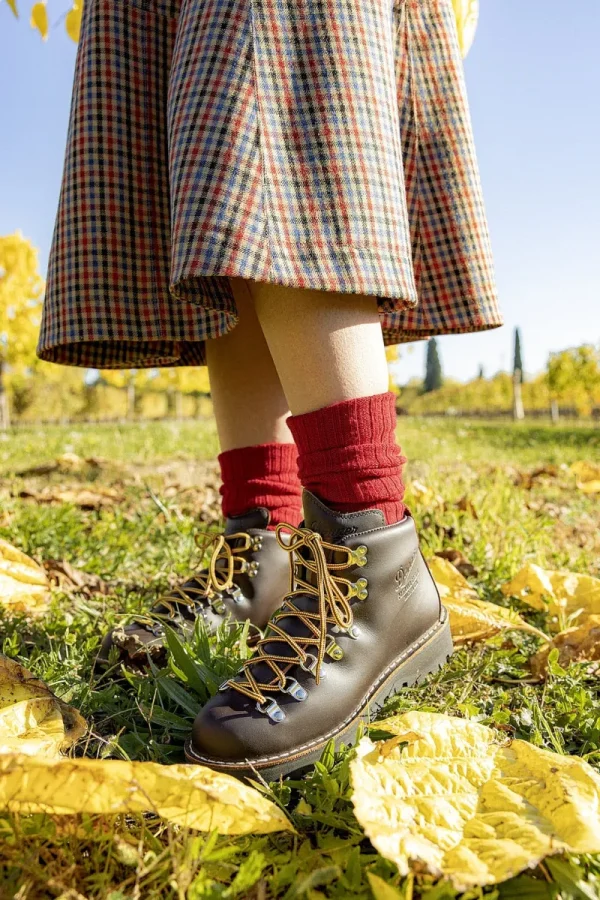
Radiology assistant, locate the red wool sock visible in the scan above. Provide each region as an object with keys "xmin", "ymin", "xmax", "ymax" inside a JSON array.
[
  {"xmin": 218, "ymin": 443, "xmax": 303, "ymax": 529},
  {"xmin": 287, "ymin": 392, "xmax": 406, "ymax": 526}
]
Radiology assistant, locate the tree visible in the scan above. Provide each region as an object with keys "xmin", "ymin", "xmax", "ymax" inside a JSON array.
[
  {"xmin": 477, "ymin": 364, "xmax": 485, "ymax": 380},
  {"xmin": 0, "ymin": 232, "xmax": 45, "ymax": 428},
  {"xmin": 423, "ymin": 338, "xmax": 443, "ymax": 393},
  {"xmin": 547, "ymin": 345, "xmax": 600, "ymax": 417},
  {"xmin": 3, "ymin": 0, "xmax": 82, "ymax": 42},
  {"xmin": 513, "ymin": 328, "xmax": 524, "ymax": 383}
]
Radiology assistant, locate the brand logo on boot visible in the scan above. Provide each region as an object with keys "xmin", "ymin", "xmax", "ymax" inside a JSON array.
[{"xmin": 395, "ymin": 550, "xmax": 419, "ymax": 605}]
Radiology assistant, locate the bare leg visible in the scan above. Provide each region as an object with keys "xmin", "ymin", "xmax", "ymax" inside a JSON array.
[
  {"xmin": 247, "ymin": 281, "xmax": 389, "ymax": 414},
  {"xmin": 206, "ymin": 276, "xmax": 294, "ymax": 450}
]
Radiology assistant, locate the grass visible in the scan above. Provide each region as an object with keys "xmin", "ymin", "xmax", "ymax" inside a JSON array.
[{"xmin": 1, "ymin": 417, "xmax": 600, "ymax": 899}]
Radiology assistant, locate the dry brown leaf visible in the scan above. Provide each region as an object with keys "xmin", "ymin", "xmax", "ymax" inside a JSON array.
[
  {"xmin": 16, "ymin": 453, "xmax": 125, "ymax": 478},
  {"xmin": 512, "ymin": 465, "xmax": 559, "ymax": 490},
  {"xmin": 351, "ymin": 711, "xmax": 600, "ymax": 889},
  {"xmin": 429, "ymin": 557, "xmax": 547, "ymax": 644},
  {"xmin": 18, "ymin": 486, "xmax": 124, "ymax": 510},
  {"xmin": 0, "ymin": 538, "xmax": 51, "ymax": 616},
  {"xmin": 455, "ymin": 495, "xmax": 478, "ymax": 519},
  {"xmin": 0, "ymin": 656, "xmax": 86, "ymax": 756},
  {"xmin": 502, "ymin": 564, "xmax": 600, "ymax": 625},
  {"xmin": 435, "ymin": 549, "xmax": 478, "ymax": 578},
  {"xmin": 44, "ymin": 559, "xmax": 109, "ymax": 596},
  {"xmin": 570, "ymin": 461, "xmax": 600, "ymax": 494},
  {"xmin": 530, "ymin": 615, "xmax": 600, "ymax": 678},
  {"xmin": 0, "ymin": 753, "xmax": 293, "ymax": 835}
]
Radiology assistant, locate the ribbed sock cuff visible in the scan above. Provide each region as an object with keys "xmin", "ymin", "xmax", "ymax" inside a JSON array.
[
  {"xmin": 287, "ymin": 392, "xmax": 406, "ymax": 525},
  {"xmin": 218, "ymin": 443, "xmax": 302, "ymax": 529}
]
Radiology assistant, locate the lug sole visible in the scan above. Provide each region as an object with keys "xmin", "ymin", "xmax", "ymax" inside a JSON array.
[{"xmin": 185, "ymin": 609, "xmax": 453, "ymax": 780}]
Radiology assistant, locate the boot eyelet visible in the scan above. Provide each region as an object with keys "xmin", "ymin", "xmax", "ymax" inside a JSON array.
[
  {"xmin": 350, "ymin": 577, "xmax": 368, "ymax": 600},
  {"xmin": 282, "ymin": 678, "xmax": 308, "ymax": 701},
  {"xmin": 229, "ymin": 586, "xmax": 244, "ymax": 604},
  {"xmin": 350, "ymin": 545, "xmax": 368, "ymax": 567},
  {"xmin": 247, "ymin": 561, "xmax": 260, "ymax": 578},
  {"xmin": 300, "ymin": 653, "xmax": 326, "ymax": 679},
  {"xmin": 211, "ymin": 598, "xmax": 226, "ymax": 615},
  {"xmin": 219, "ymin": 680, "xmax": 230, "ymax": 691},
  {"xmin": 348, "ymin": 624, "xmax": 360, "ymax": 639},
  {"xmin": 251, "ymin": 537, "xmax": 263, "ymax": 551},
  {"xmin": 256, "ymin": 698, "xmax": 286, "ymax": 722},
  {"xmin": 326, "ymin": 638, "xmax": 344, "ymax": 661}
]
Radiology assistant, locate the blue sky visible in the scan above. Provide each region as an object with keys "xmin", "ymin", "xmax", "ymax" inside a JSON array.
[{"xmin": 1, "ymin": 0, "xmax": 598, "ymax": 383}]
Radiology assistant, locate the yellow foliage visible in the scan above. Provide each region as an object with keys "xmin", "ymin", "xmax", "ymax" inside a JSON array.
[
  {"xmin": 0, "ymin": 538, "xmax": 50, "ymax": 616},
  {"xmin": 0, "ymin": 656, "xmax": 86, "ymax": 756},
  {"xmin": 65, "ymin": 0, "xmax": 82, "ymax": 42},
  {"xmin": 29, "ymin": 0, "xmax": 48, "ymax": 39},
  {"xmin": 429, "ymin": 556, "xmax": 547, "ymax": 644},
  {"xmin": 502, "ymin": 564, "xmax": 600, "ymax": 627},
  {"xmin": 0, "ymin": 232, "xmax": 45, "ymax": 371},
  {"xmin": 351, "ymin": 711, "xmax": 600, "ymax": 889},
  {"xmin": 6, "ymin": 0, "xmax": 18, "ymax": 16},
  {"xmin": 452, "ymin": 0, "xmax": 479, "ymax": 57}
]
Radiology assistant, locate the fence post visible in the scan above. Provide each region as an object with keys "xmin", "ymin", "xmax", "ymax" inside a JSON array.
[{"xmin": 512, "ymin": 370, "xmax": 525, "ymax": 421}]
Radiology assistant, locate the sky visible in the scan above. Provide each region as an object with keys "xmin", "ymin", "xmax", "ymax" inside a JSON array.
[{"xmin": 1, "ymin": 0, "xmax": 599, "ymax": 384}]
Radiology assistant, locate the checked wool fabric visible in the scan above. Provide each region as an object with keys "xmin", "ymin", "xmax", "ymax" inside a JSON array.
[{"xmin": 38, "ymin": 0, "xmax": 502, "ymax": 369}]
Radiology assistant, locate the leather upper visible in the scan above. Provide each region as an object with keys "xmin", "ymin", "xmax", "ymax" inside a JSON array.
[{"xmin": 191, "ymin": 491, "xmax": 442, "ymax": 762}]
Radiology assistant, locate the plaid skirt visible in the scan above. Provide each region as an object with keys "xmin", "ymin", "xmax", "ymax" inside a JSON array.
[{"xmin": 37, "ymin": 0, "xmax": 502, "ymax": 369}]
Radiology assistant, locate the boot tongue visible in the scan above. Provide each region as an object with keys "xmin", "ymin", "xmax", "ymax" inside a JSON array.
[
  {"xmin": 302, "ymin": 490, "xmax": 385, "ymax": 542},
  {"xmin": 224, "ymin": 507, "xmax": 270, "ymax": 534}
]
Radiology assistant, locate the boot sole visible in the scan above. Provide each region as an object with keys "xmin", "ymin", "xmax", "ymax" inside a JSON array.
[{"xmin": 184, "ymin": 609, "xmax": 453, "ymax": 781}]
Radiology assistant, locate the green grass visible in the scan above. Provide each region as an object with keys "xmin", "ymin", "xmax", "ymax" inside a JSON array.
[{"xmin": 1, "ymin": 418, "xmax": 599, "ymax": 898}]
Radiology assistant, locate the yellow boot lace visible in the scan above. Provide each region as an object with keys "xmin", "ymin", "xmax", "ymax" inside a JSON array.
[
  {"xmin": 139, "ymin": 531, "xmax": 260, "ymax": 625},
  {"xmin": 223, "ymin": 524, "xmax": 368, "ymax": 713}
]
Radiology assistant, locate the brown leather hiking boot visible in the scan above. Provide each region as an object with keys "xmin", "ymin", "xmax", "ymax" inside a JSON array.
[
  {"xmin": 186, "ymin": 490, "xmax": 453, "ymax": 780},
  {"xmin": 97, "ymin": 508, "xmax": 290, "ymax": 666}
]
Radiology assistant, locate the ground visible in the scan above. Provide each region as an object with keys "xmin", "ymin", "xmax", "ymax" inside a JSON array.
[{"xmin": 0, "ymin": 417, "xmax": 599, "ymax": 899}]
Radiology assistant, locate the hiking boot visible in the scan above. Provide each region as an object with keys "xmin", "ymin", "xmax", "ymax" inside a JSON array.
[
  {"xmin": 97, "ymin": 508, "xmax": 290, "ymax": 666},
  {"xmin": 185, "ymin": 490, "xmax": 453, "ymax": 780}
]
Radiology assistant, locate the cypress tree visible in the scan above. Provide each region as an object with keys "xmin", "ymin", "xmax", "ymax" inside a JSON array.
[
  {"xmin": 513, "ymin": 328, "xmax": 524, "ymax": 383},
  {"xmin": 424, "ymin": 338, "xmax": 443, "ymax": 393}
]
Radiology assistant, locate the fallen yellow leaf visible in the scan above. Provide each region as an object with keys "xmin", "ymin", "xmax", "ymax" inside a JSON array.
[
  {"xmin": 0, "ymin": 538, "xmax": 51, "ymax": 615},
  {"xmin": 406, "ymin": 481, "xmax": 444, "ymax": 508},
  {"xmin": 6, "ymin": 0, "xmax": 18, "ymax": 17},
  {"xmin": 570, "ymin": 461, "xmax": 600, "ymax": 494},
  {"xmin": 0, "ymin": 657, "xmax": 291, "ymax": 835},
  {"xmin": 429, "ymin": 557, "xmax": 547, "ymax": 644},
  {"xmin": 351, "ymin": 712, "xmax": 600, "ymax": 890},
  {"xmin": 530, "ymin": 615, "xmax": 600, "ymax": 678},
  {"xmin": 502, "ymin": 564, "xmax": 600, "ymax": 624},
  {"xmin": 30, "ymin": 0, "xmax": 48, "ymax": 39},
  {"xmin": 0, "ymin": 754, "xmax": 292, "ymax": 834},
  {"xmin": 0, "ymin": 656, "xmax": 86, "ymax": 757}
]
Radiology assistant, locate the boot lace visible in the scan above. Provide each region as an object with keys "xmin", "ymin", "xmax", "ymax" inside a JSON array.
[
  {"xmin": 224, "ymin": 524, "xmax": 368, "ymax": 712},
  {"xmin": 139, "ymin": 531, "xmax": 259, "ymax": 626}
]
